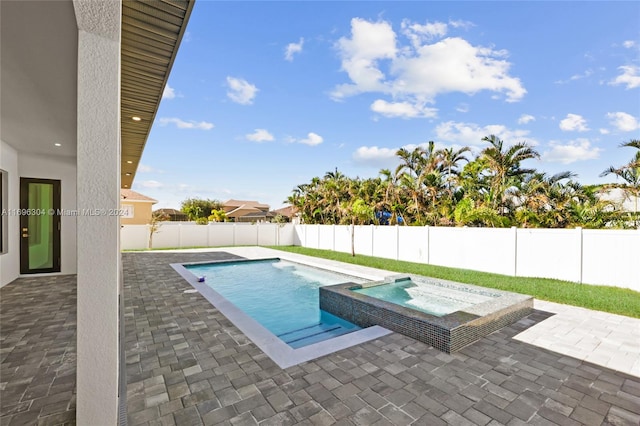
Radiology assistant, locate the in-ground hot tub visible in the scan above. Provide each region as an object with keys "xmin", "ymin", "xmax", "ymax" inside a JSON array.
[{"xmin": 320, "ymin": 275, "xmax": 533, "ymax": 353}]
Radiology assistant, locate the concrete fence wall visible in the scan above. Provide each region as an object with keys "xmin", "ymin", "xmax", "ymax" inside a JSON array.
[
  {"xmin": 121, "ymin": 223, "xmax": 639, "ymax": 291},
  {"xmin": 121, "ymin": 222, "xmax": 296, "ymax": 250},
  {"xmin": 294, "ymin": 225, "xmax": 640, "ymax": 291}
]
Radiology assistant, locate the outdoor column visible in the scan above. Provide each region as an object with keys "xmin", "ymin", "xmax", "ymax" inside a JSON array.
[{"xmin": 74, "ymin": 0, "xmax": 121, "ymax": 424}]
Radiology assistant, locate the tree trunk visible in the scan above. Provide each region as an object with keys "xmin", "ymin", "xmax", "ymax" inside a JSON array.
[{"xmin": 351, "ymin": 222, "xmax": 355, "ymax": 256}]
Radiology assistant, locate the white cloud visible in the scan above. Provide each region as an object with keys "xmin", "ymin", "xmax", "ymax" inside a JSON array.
[
  {"xmin": 435, "ymin": 121, "xmax": 536, "ymax": 146},
  {"xmin": 139, "ymin": 180, "xmax": 164, "ymax": 189},
  {"xmin": 401, "ymin": 19, "xmax": 448, "ymax": 48},
  {"xmin": 607, "ymin": 112, "xmax": 640, "ymax": 132},
  {"xmin": 332, "ymin": 18, "xmax": 397, "ymax": 100},
  {"xmin": 370, "ymin": 99, "xmax": 437, "ymax": 119},
  {"xmin": 571, "ymin": 70, "xmax": 593, "ymax": 80},
  {"xmin": 518, "ymin": 114, "xmax": 535, "ymax": 124},
  {"xmin": 391, "ymin": 38, "xmax": 525, "ymax": 103},
  {"xmin": 448, "ymin": 19, "xmax": 475, "ymax": 30},
  {"xmin": 299, "ymin": 132, "xmax": 324, "ymax": 146},
  {"xmin": 542, "ymin": 139, "xmax": 602, "ymax": 164},
  {"xmin": 456, "ymin": 103, "xmax": 469, "ymax": 113},
  {"xmin": 353, "ymin": 140, "xmax": 471, "ymax": 169},
  {"xmin": 158, "ymin": 117, "xmax": 214, "ymax": 130},
  {"xmin": 352, "ymin": 146, "xmax": 398, "ymax": 168},
  {"xmin": 555, "ymin": 69, "xmax": 593, "ymax": 84},
  {"xmin": 284, "ymin": 38, "xmax": 304, "ymax": 61},
  {"xmin": 559, "ymin": 114, "xmax": 589, "ymax": 132},
  {"xmin": 246, "ymin": 128, "xmax": 275, "ymax": 142},
  {"xmin": 226, "ymin": 76, "xmax": 258, "ymax": 105},
  {"xmin": 622, "ymin": 40, "xmax": 636, "ymax": 49},
  {"xmin": 609, "ymin": 65, "xmax": 640, "ymax": 89},
  {"xmin": 332, "ymin": 18, "xmax": 526, "ymax": 106},
  {"xmin": 162, "ymin": 84, "xmax": 176, "ymax": 100},
  {"xmin": 599, "ymin": 128, "xmax": 610, "ymax": 135}
]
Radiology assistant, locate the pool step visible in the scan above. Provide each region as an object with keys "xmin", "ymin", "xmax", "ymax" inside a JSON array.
[{"xmin": 278, "ymin": 323, "xmax": 356, "ymax": 348}]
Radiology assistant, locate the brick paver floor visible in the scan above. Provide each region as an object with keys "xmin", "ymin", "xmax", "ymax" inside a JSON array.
[
  {"xmin": 122, "ymin": 251, "xmax": 640, "ymax": 426},
  {"xmin": 1, "ymin": 250, "xmax": 638, "ymax": 426},
  {"xmin": 0, "ymin": 275, "xmax": 76, "ymax": 426}
]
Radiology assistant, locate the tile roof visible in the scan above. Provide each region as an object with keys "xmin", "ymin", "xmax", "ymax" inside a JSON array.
[
  {"xmin": 223, "ymin": 199, "xmax": 270, "ymax": 210},
  {"xmin": 120, "ymin": 189, "xmax": 157, "ymax": 203},
  {"xmin": 154, "ymin": 208, "xmax": 184, "ymax": 215},
  {"xmin": 273, "ymin": 205, "xmax": 297, "ymax": 217}
]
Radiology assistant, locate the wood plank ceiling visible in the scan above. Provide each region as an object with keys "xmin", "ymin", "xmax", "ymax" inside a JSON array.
[{"xmin": 120, "ymin": 0, "xmax": 195, "ymax": 189}]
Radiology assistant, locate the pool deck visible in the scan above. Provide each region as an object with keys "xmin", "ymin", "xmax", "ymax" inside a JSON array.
[{"xmin": 0, "ymin": 247, "xmax": 638, "ymax": 425}]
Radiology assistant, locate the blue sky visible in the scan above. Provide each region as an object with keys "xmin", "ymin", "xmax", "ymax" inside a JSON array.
[{"xmin": 134, "ymin": 1, "xmax": 640, "ymax": 210}]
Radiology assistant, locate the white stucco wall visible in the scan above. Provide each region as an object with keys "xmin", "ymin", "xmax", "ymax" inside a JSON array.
[
  {"xmin": 74, "ymin": 0, "xmax": 122, "ymax": 424},
  {"xmin": 18, "ymin": 153, "xmax": 77, "ymax": 276},
  {"xmin": 0, "ymin": 140, "xmax": 20, "ymax": 287}
]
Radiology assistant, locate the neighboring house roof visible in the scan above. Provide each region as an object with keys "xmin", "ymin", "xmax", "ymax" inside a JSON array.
[
  {"xmin": 121, "ymin": 189, "xmax": 157, "ymax": 203},
  {"xmin": 154, "ymin": 208, "xmax": 188, "ymax": 221},
  {"xmin": 223, "ymin": 199, "xmax": 270, "ymax": 211},
  {"xmin": 154, "ymin": 208, "xmax": 183, "ymax": 215},
  {"xmin": 273, "ymin": 205, "xmax": 297, "ymax": 218},
  {"xmin": 241, "ymin": 211, "xmax": 276, "ymax": 219},
  {"xmin": 223, "ymin": 199, "xmax": 272, "ymax": 221},
  {"xmin": 226, "ymin": 206, "xmax": 263, "ymax": 219}
]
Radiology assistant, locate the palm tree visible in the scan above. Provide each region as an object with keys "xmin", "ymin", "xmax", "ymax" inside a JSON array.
[
  {"xmin": 622, "ymin": 139, "xmax": 640, "ymax": 168},
  {"xmin": 480, "ymin": 135, "xmax": 540, "ymax": 216},
  {"xmin": 418, "ymin": 141, "xmax": 442, "ymax": 175},
  {"xmin": 343, "ymin": 198, "xmax": 374, "ymax": 256},
  {"xmin": 379, "ymin": 169, "xmax": 406, "ymax": 225},
  {"xmin": 600, "ymin": 140, "xmax": 640, "ymax": 227},
  {"xmin": 399, "ymin": 173, "xmax": 426, "ymax": 225},
  {"xmin": 395, "ymin": 146, "xmax": 424, "ymax": 178},
  {"xmin": 516, "ymin": 171, "xmax": 583, "ymax": 227},
  {"xmin": 440, "ymin": 146, "xmax": 471, "ymax": 188}
]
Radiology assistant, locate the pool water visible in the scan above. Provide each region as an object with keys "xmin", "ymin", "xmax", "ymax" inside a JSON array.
[
  {"xmin": 354, "ymin": 278, "xmax": 495, "ymax": 317},
  {"xmin": 186, "ymin": 259, "xmax": 367, "ymax": 348}
]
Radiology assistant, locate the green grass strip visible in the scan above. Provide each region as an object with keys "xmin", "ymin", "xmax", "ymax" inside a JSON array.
[{"xmin": 269, "ymin": 246, "xmax": 640, "ymax": 319}]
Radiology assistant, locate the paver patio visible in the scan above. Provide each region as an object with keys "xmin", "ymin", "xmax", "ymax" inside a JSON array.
[
  {"xmin": 0, "ymin": 276, "xmax": 76, "ymax": 426},
  {"xmin": 1, "ymin": 248, "xmax": 639, "ymax": 425}
]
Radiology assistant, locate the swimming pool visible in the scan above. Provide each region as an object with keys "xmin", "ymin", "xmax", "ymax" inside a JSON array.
[
  {"xmin": 172, "ymin": 253, "xmax": 531, "ymax": 362},
  {"xmin": 171, "ymin": 257, "xmax": 392, "ymax": 368},
  {"xmin": 185, "ymin": 259, "xmax": 365, "ymax": 348},
  {"xmin": 353, "ymin": 277, "xmax": 495, "ymax": 317}
]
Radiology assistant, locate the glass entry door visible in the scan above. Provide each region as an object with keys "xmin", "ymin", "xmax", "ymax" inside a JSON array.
[{"xmin": 20, "ymin": 178, "xmax": 61, "ymax": 274}]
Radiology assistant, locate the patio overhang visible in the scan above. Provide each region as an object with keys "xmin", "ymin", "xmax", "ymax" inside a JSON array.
[{"xmin": 120, "ymin": 0, "xmax": 195, "ymax": 189}]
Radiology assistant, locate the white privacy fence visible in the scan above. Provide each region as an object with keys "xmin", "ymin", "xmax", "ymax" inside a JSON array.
[
  {"xmin": 121, "ymin": 222, "xmax": 296, "ymax": 250},
  {"xmin": 121, "ymin": 222, "xmax": 639, "ymax": 291},
  {"xmin": 294, "ymin": 225, "xmax": 640, "ymax": 291}
]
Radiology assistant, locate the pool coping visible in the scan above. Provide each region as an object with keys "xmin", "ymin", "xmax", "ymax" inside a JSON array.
[{"xmin": 170, "ymin": 257, "xmax": 392, "ymax": 369}]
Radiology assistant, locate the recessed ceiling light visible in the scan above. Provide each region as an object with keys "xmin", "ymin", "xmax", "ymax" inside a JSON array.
[
  {"xmin": 126, "ymin": 160, "xmax": 133, "ymax": 164},
  {"xmin": 132, "ymin": 116, "xmax": 142, "ymax": 121},
  {"xmin": 124, "ymin": 184, "xmax": 128, "ymax": 188},
  {"xmin": 125, "ymin": 173, "xmax": 132, "ymax": 176},
  {"xmin": 54, "ymin": 143, "xmax": 61, "ymax": 147}
]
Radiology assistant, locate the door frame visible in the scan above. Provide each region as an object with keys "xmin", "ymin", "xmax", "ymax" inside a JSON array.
[{"xmin": 19, "ymin": 177, "xmax": 61, "ymax": 274}]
